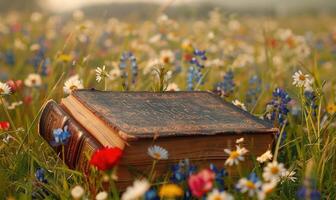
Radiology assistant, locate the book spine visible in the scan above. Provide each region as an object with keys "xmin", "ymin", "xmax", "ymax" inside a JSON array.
[{"xmin": 39, "ymin": 100, "xmax": 101, "ymax": 169}]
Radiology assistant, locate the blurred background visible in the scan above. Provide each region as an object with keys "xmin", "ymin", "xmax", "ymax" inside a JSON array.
[{"xmin": 1, "ymin": 0, "xmax": 336, "ymax": 18}]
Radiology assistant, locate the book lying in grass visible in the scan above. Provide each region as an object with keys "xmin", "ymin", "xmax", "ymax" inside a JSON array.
[{"xmin": 39, "ymin": 89, "xmax": 277, "ymax": 187}]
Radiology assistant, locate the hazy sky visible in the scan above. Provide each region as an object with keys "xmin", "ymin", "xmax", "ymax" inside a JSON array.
[
  {"xmin": 42, "ymin": 0, "xmax": 335, "ymax": 12},
  {"xmin": 43, "ymin": 0, "xmax": 189, "ymax": 12}
]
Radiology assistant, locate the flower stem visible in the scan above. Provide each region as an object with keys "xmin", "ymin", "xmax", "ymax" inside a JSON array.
[
  {"xmin": 149, "ymin": 160, "xmax": 157, "ymax": 182},
  {"xmin": 1, "ymin": 96, "xmax": 17, "ymax": 130}
]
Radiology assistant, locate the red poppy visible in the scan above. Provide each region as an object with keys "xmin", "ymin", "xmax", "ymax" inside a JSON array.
[
  {"xmin": 0, "ymin": 121, "xmax": 10, "ymax": 131},
  {"xmin": 89, "ymin": 147, "xmax": 123, "ymax": 171},
  {"xmin": 6, "ymin": 80, "xmax": 23, "ymax": 93},
  {"xmin": 188, "ymin": 169, "xmax": 215, "ymax": 197}
]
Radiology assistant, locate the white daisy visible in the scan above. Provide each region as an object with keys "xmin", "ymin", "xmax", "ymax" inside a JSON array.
[
  {"xmin": 95, "ymin": 65, "xmax": 110, "ymax": 83},
  {"xmin": 207, "ymin": 189, "xmax": 234, "ymax": 200},
  {"xmin": 109, "ymin": 68, "xmax": 121, "ymax": 81},
  {"xmin": 148, "ymin": 145, "xmax": 169, "ymax": 160},
  {"xmin": 71, "ymin": 185, "xmax": 85, "ymax": 199},
  {"xmin": 63, "ymin": 75, "xmax": 84, "ymax": 94},
  {"xmin": 121, "ymin": 179, "xmax": 150, "ymax": 200},
  {"xmin": 236, "ymin": 177, "xmax": 262, "ymax": 197},
  {"xmin": 292, "ymin": 70, "xmax": 313, "ymax": 88},
  {"xmin": 224, "ymin": 145, "xmax": 248, "ymax": 166},
  {"xmin": 232, "ymin": 100, "xmax": 247, "ymax": 111},
  {"xmin": 160, "ymin": 50, "xmax": 175, "ymax": 64},
  {"xmin": 256, "ymin": 150, "xmax": 273, "ymax": 163},
  {"xmin": 236, "ymin": 137, "xmax": 244, "ymax": 144},
  {"xmin": 95, "ymin": 191, "xmax": 108, "ymax": 200},
  {"xmin": 166, "ymin": 83, "xmax": 180, "ymax": 91},
  {"xmin": 0, "ymin": 82, "xmax": 11, "ymax": 95},
  {"xmin": 257, "ymin": 181, "xmax": 277, "ymax": 200},
  {"xmin": 281, "ymin": 170, "xmax": 297, "ymax": 183},
  {"xmin": 262, "ymin": 161, "xmax": 287, "ymax": 182},
  {"xmin": 24, "ymin": 73, "xmax": 42, "ymax": 88}
]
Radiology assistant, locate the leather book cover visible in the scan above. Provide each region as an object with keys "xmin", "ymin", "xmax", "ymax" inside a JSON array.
[
  {"xmin": 71, "ymin": 89, "xmax": 277, "ymax": 139},
  {"xmin": 39, "ymin": 100, "xmax": 102, "ymax": 169}
]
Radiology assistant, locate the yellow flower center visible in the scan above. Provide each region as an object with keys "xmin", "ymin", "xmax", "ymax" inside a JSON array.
[
  {"xmin": 163, "ymin": 56, "xmax": 170, "ymax": 64},
  {"xmin": 299, "ymin": 74, "xmax": 306, "ymax": 81},
  {"xmin": 70, "ymin": 85, "xmax": 78, "ymax": 91},
  {"xmin": 271, "ymin": 166, "xmax": 279, "ymax": 174},
  {"xmin": 0, "ymin": 88, "xmax": 4, "ymax": 94},
  {"xmin": 229, "ymin": 151, "xmax": 239, "ymax": 160},
  {"xmin": 153, "ymin": 152, "xmax": 162, "ymax": 159},
  {"xmin": 213, "ymin": 195, "xmax": 222, "ymax": 200},
  {"xmin": 245, "ymin": 181, "xmax": 256, "ymax": 189}
]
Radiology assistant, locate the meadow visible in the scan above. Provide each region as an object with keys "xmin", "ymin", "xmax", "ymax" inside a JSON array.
[{"xmin": 0, "ymin": 9, "xmax": 336, "ymax": 199}]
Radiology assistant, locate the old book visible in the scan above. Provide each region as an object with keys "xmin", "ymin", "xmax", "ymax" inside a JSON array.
[{"xmin": 39, "ymin": 89, "xmax": 277, "ymax": 187}]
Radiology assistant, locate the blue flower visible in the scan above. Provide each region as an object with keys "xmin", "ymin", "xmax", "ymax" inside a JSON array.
[
  {"xmin": 119, "ymin": 51, "xmax": 138, "ymax": 90},
  {"xmin": 35, "ymin": 168, "xmax": 47, "ymax": 183},
  {"xmin": 214, "ymin": 70, "xmax": 235, "ymax": 97},
  {"xmin": 265, "ymin": 88, "xmax": 291, "ymax": 127},
  {"xmin": 304, "ymin": 90, "xmax": 318, "ymax": 116},
  {"xmin": 187, "ymin": 48, "xmax": 206, "ymax": 90},
  {"xmin": 246, "ymin": 75, "xmax": 262, "ymax": 106},
  {"xmin": 5, "ymin": 49, "xmax": 15, "ymax": 66},
  {"xmin": 209, "ymin": 164, "xmax": 228, "ymax": 189},
  {"xmin": 297, "ymin": 186, "xmax": 321, "ymax": 200},
  {"xmin": 51, "ymin": 126, "xmax": 70, "ymax": 146},
  {"xmin": 170, "ymin": 159, "xmax": 197, "ymax": 183},
  {"xmin": 145, "ymin": 188, "xmax": 159, "ymax": 200}
]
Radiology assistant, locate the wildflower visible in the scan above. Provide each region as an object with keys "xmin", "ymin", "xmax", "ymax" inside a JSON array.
[
  {"xmin": 236, "ymin": 173, "xmax": 262, "ymax": 197},
  {"xmin": 0, "ymin": 121, "xmax": 10, "ymax": 131},
  {"xmin": 95, "ymin": 65, "xmax": 110, "ymax": 83},
  {"xmin": 170, "ymin": 159, "xmax": 197, "ymax": 183},
  {"xmin": 265, "ymin": 88, "xmax": 291, "ymax": 128},
  {"xmin": 209, "ymin": 164, "xmax": 228, "ymax": 188},
  {"xmin": 52, "ymin": 126, "xmax": 71, "ymax": 146},
  {"xmin": 246, "ymin": 75, "xmax": 261, "ymax": 105},
  {"xmin": 63, "ymin": 75, "xmax": 84, "ymax": 94},
  {"xmin": 297, "ymin": 187, "xmax": 321, "ymax": 200},
  {"xmin": 0, "ymin": 82, "xmax": 11, "ymax": 95},
  {"xmin": 119, "ymin": 52, "xmax": 138, "ymax": 89},
  {"xmin": 148, "ymin": 145, "xmax": 169, "ymax": 160},
  {"xmin": 6, "ymin": 80, "xmax": 22, "ymax": 93},
  {"xmin": 292, "ymin": 70, "xmax": 313, "ymax": 89},
  {"xmin": 214, "ymin": 70, "xmax": 235, "ymax": 97},
  {"xmin": 327, "ymin": 102, "xmax": 336, "ymax": 114},
  {"xmin": 166, "ymin": 83, "xmax": 180, "ymax": 91},
  {"xmin": 236, "ymin": 138, "xmax": 245, "ymax": 144},
  {"xmin": 281, "ymin": 170, "xmax": 297, "ymax": 183},
  {"xmin": 145, "ymin": 188, "xmax": 159, "ymax": 200},
  {"xmin": 71, "ymin": 185, "xmax": 85, "ymax": 199},
  {"xmin": 256, "ymin": 150, "xmax": 273, "ymax": 163},
  {"xmin": 232, "ymin": 100, "xmax": 247, "ymax": 111},
  {"xmin": 96, "ymin": 191, "xmax": 108, "ymax": 200},
  {"xmin": 121, "ymin": 179, "xmax": 150, "ymax": 200},
  {"xmin": 262, "ymin": 161, "xmax": 287, "ymax": 182},
  {"xmin": 24, "ymin": 73, "xmax": 42, "ymax": 88},
  {"xmin": 224, "ymin": 145, "xmax": 248, "ymax": 166},
  {"xmin": 188, "ymin": 169, "xmax": 215, "ymax": 197},
  {"xmin": 89, "ymin": 147, "xmax": 123, "ymax": 171},
  {"xmin": 187, "ymin": 48, "xmax": 207, "ymax": 90},
  {"xmin": 257, "ymin": 181, "xmax": 277, "ymax": 200},
  {"xmin": 35, "ymin": 168, "xmax": 47, "ymax": 183},
  {"xmin": 160, "ymin": 49, "xmax": 175, "ymax": 64},
  {"xmin": 304, "ymin": 89, "xmax": 318, "ymax": 116},
  {"xmin": 207, "ymin": 189, "xmax": 234, "ymax": 200},
  {"xmin": 159, "ymin": 184, "xmax": 183, "ymax": 198},
  {"xmin": 109, "ymin": 68, "xmax": 121, "ymax": 81},
  {"xmin": 57, "ymin": 54, "xmax": 72, "ymax": 62}
]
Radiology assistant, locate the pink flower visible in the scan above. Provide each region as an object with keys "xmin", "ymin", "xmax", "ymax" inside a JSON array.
[{"xmin": 188, "ymin": 169, "xmax": 215, "ymax": 197}]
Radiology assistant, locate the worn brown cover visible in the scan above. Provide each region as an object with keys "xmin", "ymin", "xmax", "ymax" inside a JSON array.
[
  {"xmin": 39, "ymin": 90, "xmax": 277, "ymax": 187},
  {"xmin": 71, "ymin": 90, "xmax": 276, "ymax": 139}
]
